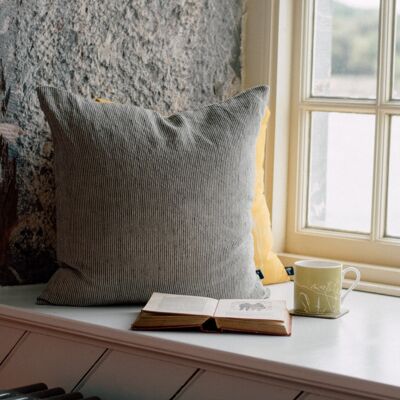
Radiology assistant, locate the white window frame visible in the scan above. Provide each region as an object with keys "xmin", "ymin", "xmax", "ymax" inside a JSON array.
[{"xmin": 242, "ymin": 0, "xmax": 400, "ymax": 295}]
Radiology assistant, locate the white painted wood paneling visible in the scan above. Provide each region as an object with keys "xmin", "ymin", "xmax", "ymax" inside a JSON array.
[
  {"xmin": 0, "ymin": 325, "xmax": 25, "ymax": 364},
  {"xmin": 176, "ymin": 370, "xmax": 301, "ymax": 400},
  {"xmin": 80, "ymin": 350, "xmax": 196, "ymax": 400},
  {"xmin": 0, "ymin": 332, "xmax": 104, "ymax": 391}
]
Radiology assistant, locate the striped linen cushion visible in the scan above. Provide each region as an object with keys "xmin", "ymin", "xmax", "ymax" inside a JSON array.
[{"xmin": 36, "ymin": 86, "xmax": 269, "ymax": 305}]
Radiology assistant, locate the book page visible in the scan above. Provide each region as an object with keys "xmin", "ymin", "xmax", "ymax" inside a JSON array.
[
  {"xmin": 214, "ymin": 299, "xmax": 287, "ymax": 321},
  {"xmin": 143, "ymin": 292, "xmax": 218, "ymax": 316}
]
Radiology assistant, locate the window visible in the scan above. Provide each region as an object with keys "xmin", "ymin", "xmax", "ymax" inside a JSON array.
[
  {"xmin": 287, "ymin": 0, "xmax": 400, "ymax": 274},
  {"xmin": 243, "ymin": 0, "xmax": 400, "ymax": 291}
]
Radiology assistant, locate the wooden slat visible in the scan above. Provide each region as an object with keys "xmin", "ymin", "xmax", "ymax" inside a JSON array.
[
  {"xmin": 80, "ymin": 349, "xmax": 197, "ymax": 400},
  {"xmin": 0, "ymin": 325, "xmax": 25, "ymax": 364},
  {"xmin": 0, "ymin": 332, "xmax": 105, "ymax": 391},
  {"xmin": 176, "ymin": 370, "xmax": 301, "ymax": 400}
]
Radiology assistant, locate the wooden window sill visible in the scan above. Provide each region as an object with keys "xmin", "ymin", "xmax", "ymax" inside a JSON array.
[{"xmin": 0, "ymin": 283, "xmax": 399, "ymax": 399}]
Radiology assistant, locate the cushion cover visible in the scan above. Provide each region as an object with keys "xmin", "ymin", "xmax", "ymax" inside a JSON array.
[
  {"xmin": 95, "ymin": 99, "xmax": 289, "ymax": 285},
  {"xmin": 37, "ymin": 86, "xmax": 269, "ymax": 305},
  {"xmin": 252, "ymin": 109, "xmax": 289, "ymax": 285}
]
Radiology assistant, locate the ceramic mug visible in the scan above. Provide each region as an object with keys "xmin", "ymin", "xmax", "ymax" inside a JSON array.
[{"xmin": 294, "ymin": 260, "xmax": 361, "ymax": 316}]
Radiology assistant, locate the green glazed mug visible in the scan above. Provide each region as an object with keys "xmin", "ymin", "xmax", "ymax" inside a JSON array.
[{"xmin": 294, "ymin": 260, "xmax": 361, "ymax": 316}]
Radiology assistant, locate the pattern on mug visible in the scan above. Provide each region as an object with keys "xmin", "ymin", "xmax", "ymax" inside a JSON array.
[{"xmin": 297, "ymin": 281, "xmax": 341, "ymax": 314}]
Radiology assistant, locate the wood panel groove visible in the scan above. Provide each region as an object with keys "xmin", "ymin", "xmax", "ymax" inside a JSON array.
[
  {"xmin": 72, "ymin": 348, "xmax": 110, "ymax": 392},
  {"xmin": 169, "ymin": 368, "xmax": 202, "ymax": 400},
  {"xmin": 0, "ymin": 329, "xmax": 28, "ymax": 368}
]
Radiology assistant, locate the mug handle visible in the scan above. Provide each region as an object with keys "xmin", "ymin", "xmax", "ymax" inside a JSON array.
[{"xmin": 341, "ymin": 266, "xmax": 361, "ymax": 303}]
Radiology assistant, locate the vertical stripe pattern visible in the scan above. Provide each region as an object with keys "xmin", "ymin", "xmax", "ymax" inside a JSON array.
[{"xmin": 36, "ymin": 86, "xmax": 269, "ymax": 305}]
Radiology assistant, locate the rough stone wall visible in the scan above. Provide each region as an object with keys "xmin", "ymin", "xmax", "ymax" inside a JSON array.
[{"xmin": 0, "ymin": 0, "xmax": 243, "ymax": 285}]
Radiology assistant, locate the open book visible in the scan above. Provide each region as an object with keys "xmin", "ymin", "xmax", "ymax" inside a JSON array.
[{"xmin": 131, "ymin": 293, "xmax": 291, "ymax": 336}]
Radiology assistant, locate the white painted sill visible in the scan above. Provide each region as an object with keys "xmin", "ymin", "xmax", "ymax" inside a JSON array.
[
  {"xmin": 278, "ymin": 252, "xmax": 400, "ymax": 297},
  {"xmin": 1, "ymin": 283, "xmax": 399, "ymax": 399}
]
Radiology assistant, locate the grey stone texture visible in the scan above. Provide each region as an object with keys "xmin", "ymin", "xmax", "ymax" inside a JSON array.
[{"xmin": 0, "ymin": 0, "xmax": 243, "ymax": 285}]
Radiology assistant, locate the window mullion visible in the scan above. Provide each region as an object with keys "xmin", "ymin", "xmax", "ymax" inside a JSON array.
[
  {"xmin": 299, "ymin": 101, "xmax": 376, "ymax": 114},
  {"xmin": 377, "ymin": 0, "xmax": 395, "ymax": 105},
  {"xmin": 372, "ymin": 0, "xmax": 396, "ymax": 241},
  {"xmin": 294, "ymin": 0, "xmax": 315, "ymax": 234},
  {"xmin": 300, "ymin": 0, "xmax": 315, "ymax": 102}
]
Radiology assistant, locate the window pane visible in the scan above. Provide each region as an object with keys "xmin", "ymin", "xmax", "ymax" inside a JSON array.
[
  {"xmin": 312, "ymin": 0, "xmax": 379, "ymax": 98},
  {"xmin": 393, "ymin": 1, "xmax": 400, "ymax": 98},
  {"xmin": 386, "ymin": 117, "xmax": 400, "ymax": 237},
  {"xmin": 307, "ymin": 112, "xmax": 375, "ymax": 233}
]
